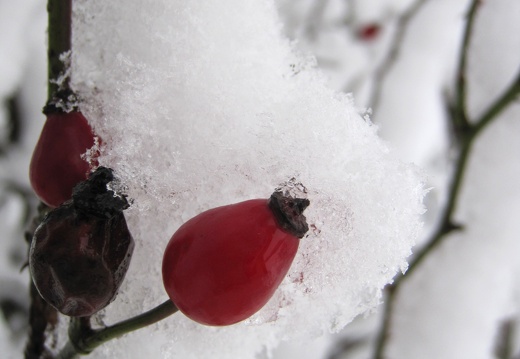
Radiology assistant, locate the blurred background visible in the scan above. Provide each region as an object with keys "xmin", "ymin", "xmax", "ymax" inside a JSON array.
[{"xmin": 1, "ymin": 0, "xmax": 519, "ymax": 358}]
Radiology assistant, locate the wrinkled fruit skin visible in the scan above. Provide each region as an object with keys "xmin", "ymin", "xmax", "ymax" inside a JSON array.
[
  {"xmin": 29, "ymin": 202, "xmax": 134, "ymax": 317},
  {"xmin": 30, "ymin": 111, "xmax": 97, "ymax": 208},
  {"xmin": 162, "ymin": 199, "xmax": 302, "ymax": 326}
]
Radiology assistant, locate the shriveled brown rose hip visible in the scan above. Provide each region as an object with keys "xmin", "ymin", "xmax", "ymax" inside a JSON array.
[{"xmin": 29, "ymin": 167, "xmax": 134, "ymax": 317}]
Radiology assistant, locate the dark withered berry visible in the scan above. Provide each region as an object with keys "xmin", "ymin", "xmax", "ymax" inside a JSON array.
[{"xmin": 29, "ymin": 167, "xmax": 134, "ymax": 317}]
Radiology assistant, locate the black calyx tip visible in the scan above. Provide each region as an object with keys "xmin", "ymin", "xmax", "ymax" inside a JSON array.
[
  {"xmin": 268, "ymin": 191, "xmax": 310, "ymax": 239},
  {"xmin": 72, "ymin": 167, "xmax": 129, "ymax": 219},
  {"xmin": 43, "ymin": 89, "xmax": 79, "ymax": 114}
]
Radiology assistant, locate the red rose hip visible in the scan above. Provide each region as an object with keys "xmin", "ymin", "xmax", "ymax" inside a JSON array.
[
  {"xmin": 162, "ymin": 192, "xmax": 310, "ymax": 326},
  {"xmin": 30, "ymin": 111, "xmax": 98, "ymax": 208}
]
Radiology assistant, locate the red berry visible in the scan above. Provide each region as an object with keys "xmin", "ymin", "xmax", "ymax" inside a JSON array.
[
  {"xmin": 29, "ymin": 167, "xmax": 134, "ymax": 317},
  {"xmin": 162, "ymin": 192, "xmax": 310, "ymax": 326},
  {"xmin": 29, "ymin": 111, "xmax": 98, "ymax": 208},
  {"xmin": 357, "ymin": 23, "xmax": 381, "ymax": 41}
]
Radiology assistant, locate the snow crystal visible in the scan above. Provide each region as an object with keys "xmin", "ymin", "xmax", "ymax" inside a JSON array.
[{"xmin": 71, "ymin": 0, "xmax": 425, "ymax": 357}]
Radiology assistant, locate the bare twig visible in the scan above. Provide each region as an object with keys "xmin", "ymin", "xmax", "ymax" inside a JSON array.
[
  {"xmin": 25, "ymin": 1, "xmax": 74, "ymax": 356},
  {"xmin": 372, "ymin": 1, "xmax": 520, "ymax": 358},
  {"xmin": 303, "ymin": 0, "xmax": 330, "ymax": 41},
  {"xmin": 373, "ymin": 69, "xmax": 520, "ymax": 359},
  {"xmin": 56, "ymin": 300, "xmax": 178, "ymax": 359},
  {"xmin": 327, "ymin": 336, "xmax": 367, "ymax": 359},
  {"xmin": 47, "ymin": 0, "xmax": 72, "ymax": 98},
  {"xmin": 472, "ymin": 70, "xmax": 520, "ymax": 133},
  {"xmin": 454, "ymin": 0, "xmax": 480, "ymax": 131},
  {"xmin": 494, "ymin": 319, "xmax": 516, "ymax": 359},
  {"xmin": 24, "ymin": 283, "xmax": 57, "ymax": 359},
  {"xmin": 0, "ymin": 93, "xmax": 22, "ymax": 155},
  {"xmin": 369, "ymin": 0, "xmax": 430, "ymax": 114},
  {"xmin": 24, "ymin": 204, "xmax": 56, "ymax": 359}
]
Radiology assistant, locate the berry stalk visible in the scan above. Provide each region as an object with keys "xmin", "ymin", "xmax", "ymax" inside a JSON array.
[{"xmin": 56, "ymin": 300, "xmax": 178, "ymax": 358}]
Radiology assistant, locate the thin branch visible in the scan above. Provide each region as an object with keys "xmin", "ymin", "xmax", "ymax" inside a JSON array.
[
  {"xmin": 56, "ymin": 300, "xmax": 178, "ymax": 359},
  {"xmin": 472, "ymin": 70, "xmax": 520, "ymax": 134},
  {"xmin": 24, "ymin": 203, "xmax": 55, "ymax": 359},
  {"xmin": 454, "ymin": 0, "xmax": 480, "ymax": 131},
  {"xmin": 47, "ymin": 0, "xmax": 72, "ymax": 99},
  {"xmin": 371, "ymin": 132, "xmax": 471, "ymax": 359},
  {"xmin": 369, "ymin": 0, "xmax": 429, "ymax": 114},
  {"xmin": 24, "ymin": 2, "xmax": 73, "ymax": 356},
  {"xmin": 327, "ymin": 336, "xmax": 367, "ymax": 359},
  {"xmin": 371, "ymin": 2, "xmax": 520, "ymax": 358},
  {"xmin": 373, "ymin": 67, "xmax": 520, "ymax": 359},
  {"xmin": 494, "ymin": 319, "xmax": 516, "ymax": 359},
  {"xmin": 24, "ymin": 282, "xmax": 57, "ymax": 359},
  {"xmin": 372, "ymin": 285, "xmax": 396, "ymax": 359},
  {"xmin": 399, "ymin": 137, "xmax": 470, "ymax": 279},
  {"xmin": 303, "ymin": 0, "xmax": 330, "ymax": 41}
]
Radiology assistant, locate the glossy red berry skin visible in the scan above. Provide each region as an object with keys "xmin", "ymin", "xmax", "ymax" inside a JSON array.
[
  {"xmin": 162, "ymin": 195, "xmax": 309, "ymax": 326},
  {"xmin": 30, "ymin": 111, "xmax": 97, "ymax": 208}
]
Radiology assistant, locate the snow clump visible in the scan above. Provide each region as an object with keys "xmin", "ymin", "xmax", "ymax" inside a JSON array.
[{"xmin": 70, "ymin": 0, "xmax": 425, "ymax": 357}]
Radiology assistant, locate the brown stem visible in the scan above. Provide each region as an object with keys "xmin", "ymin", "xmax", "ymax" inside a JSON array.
[
  {"xmin": 454, "ymin": 0, "xmax": 480, "ymax": 132},
  {"xmin": 24, "ymin": 204, "xmax": 56, "ymax": 359},
  {"xmin": 47, "ymin": 0, "xmax": 72, "ymax": 99},
  {"xmin": 56, "ymin": 300, "xmax": 178, "ymax": 358},
  {"xmin": 24, "ymin": 283, "xmax": 57, "ymax": 359},
  {"xmin": 372, "ymin": 3, "xmax": 519, "ymax": 358}
]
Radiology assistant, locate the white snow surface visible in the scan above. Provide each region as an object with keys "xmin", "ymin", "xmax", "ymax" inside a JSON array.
[{"xmin": 67, "ymin": 0, "xmax": 424, "ymax": 357}]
